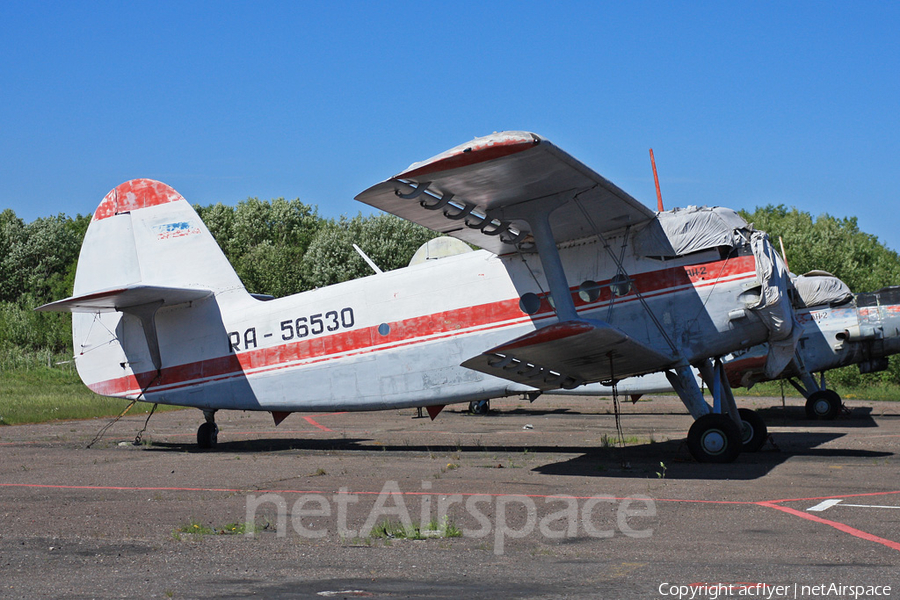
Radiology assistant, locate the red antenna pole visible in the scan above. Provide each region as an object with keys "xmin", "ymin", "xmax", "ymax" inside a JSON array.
[
  {"xmin": 649, "ymin": 148, "xmax": 664, "ymax": 212},
  {"xmin": 779, "ymin": 236, "xmax": 790, "ymax": 273}
]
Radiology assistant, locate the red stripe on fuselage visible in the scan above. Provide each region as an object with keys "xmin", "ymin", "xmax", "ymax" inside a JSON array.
[
  {"xmin": 88, "ymin": 297, "xmax": 527, "ymax": 397},
  {"xmin": 88, "ymin": 254, "xmax": 758, "ymax": 397}
]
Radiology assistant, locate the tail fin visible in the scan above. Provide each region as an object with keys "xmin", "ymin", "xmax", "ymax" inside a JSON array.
[
  {"xmin": 73, "ymin": 179, "xmax": 244, "ymax": 296},
  {"xmin": 38, "ymin": 179, "xmax": 247, "ymax": 392}
]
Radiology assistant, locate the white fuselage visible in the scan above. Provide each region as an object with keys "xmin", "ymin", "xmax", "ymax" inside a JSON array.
[{"xmin": 74, "ymin": 234, "xmax": 769, "ymax": 413}]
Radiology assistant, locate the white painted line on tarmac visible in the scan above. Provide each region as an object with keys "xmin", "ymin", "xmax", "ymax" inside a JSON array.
[
  {"xmin": 807, "ymin": 499, "xmax": 843, "ymax": 511},
  {"xmin": 808, "ymin": 498, "xmax": 900, "ymax": 512}
]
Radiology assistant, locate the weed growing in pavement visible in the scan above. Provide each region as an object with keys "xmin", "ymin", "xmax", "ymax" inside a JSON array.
[
  {"xmin": 172, "ymin": 520, "xmax": 262, "ymax": 540},
  {"xmin": 172, "ymin": 520, "xmax": 215, "ymax": 539},
  {"xmin": 368, "ymin": 516, "xmax": 462, "ymax": 541},
  {"xmin": 656, "ymin": 462, "xmax": 667, "ymax": 479}
]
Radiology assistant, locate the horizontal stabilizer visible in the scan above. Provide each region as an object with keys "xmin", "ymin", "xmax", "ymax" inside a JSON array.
[
  {"xmin": 461, "ymin": 320, "xmax": 674, "ymax": 391},
  {"xmin": 36, "ymin": 284, "xmax": 213, "ymax": 313}
]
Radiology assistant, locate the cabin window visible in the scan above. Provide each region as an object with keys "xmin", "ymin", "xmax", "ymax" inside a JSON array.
[
  {"xmin": 519, "ymin": 293, "xmax": 541, "ymax": 315},
  {"xmin": 610, "ymin": 273, "xmax": 632, "ymax": 297},
  {"xmin": 578, "ymin": 281, "xmax": 601, "ymax": 303}
]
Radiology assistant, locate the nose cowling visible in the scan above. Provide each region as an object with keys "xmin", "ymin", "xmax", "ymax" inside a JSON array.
[{"xmin": 853, "ymin": 286, "xmax": 900, "ymax": 372}]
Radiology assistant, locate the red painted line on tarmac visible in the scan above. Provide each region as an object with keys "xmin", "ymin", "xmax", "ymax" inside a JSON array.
[
  {"xmin": 758, "ymin": 501, "xmax": 900, "ymax": 553},
  {"xmin": 302, "ymin": 416, "xmax": 332, "ymax": 432},
  {"xmin": 0, "ymin": 483, "xmax": 249, "ymax": 494},
  {"xmin": 653, "ymin": 498, "xmax": 749, "ymax": 505}
]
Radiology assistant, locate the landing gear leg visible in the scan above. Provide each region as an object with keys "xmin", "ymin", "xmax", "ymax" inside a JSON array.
[
  {"xmin": 197, "ymin": 410, "xmax": 218, "ymax": 449},
  {"xmin": 787, "ymin": 371, "xmax": 844, "ymax": 420},
  {"xmin": 668, "ymin": 359, "xmax": 746, "ymax": 463}
]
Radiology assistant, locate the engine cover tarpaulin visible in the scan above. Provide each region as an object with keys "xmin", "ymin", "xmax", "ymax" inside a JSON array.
[
  {"xmin": 793, "ymin": 273, "xmax": 852, "ymax": 307},
  {"xmin": 634, "ymin": 206, "xmax": 750, "ymax": 258},
  {"xmin": 749, "ymin": 231, "xmax": 798, "ymax": 378}
]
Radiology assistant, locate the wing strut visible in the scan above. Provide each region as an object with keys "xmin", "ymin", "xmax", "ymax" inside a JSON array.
[
  {"xmin": 510, "ymin": 193, "xmax": 579, "ymax": 321},
  {"xmin": 124, "ymin": 302, "xmax": 165, "ymax": 375}
]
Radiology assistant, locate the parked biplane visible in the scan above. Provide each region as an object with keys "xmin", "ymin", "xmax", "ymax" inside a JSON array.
[
  {"xmin": 532, "ymin": 272, "xmax": 900, "ymax": 440},
  {"xmin": 722, "ymin": 276, "xmax": 900, "ymax": 419},
  {"xmin": 41, "ymin": 131, "xmax": 828, "ymax": 462}
]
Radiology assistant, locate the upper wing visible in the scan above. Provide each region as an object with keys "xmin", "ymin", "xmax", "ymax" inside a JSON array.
[
  {"xmin": 355, "ymin": 131, "xmax": 656, "ymax": 255},
  {"xmin": 461, "ymin": 319, "xmax": 675, "ymax": 391}
]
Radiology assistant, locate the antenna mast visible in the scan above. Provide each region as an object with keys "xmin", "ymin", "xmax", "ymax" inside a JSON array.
[{"xmin": 649, "ymin": 148, "xmax": 664, "ymax": 212}]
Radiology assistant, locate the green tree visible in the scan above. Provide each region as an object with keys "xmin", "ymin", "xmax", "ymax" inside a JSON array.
[
  {"xmin": 194, "ymin": 202, "xmax": 236, "ymax": 260},
  {"xmin": 741, "ymin": 205, "xmax": 900, "ymax": 292},
  {"xmin": 0, "ymin": 209, "xmax": 27, "ymax": 302},
  {"xmin": 742, "ymin": 204, "xmax": 900, "ymax": 388},
  {"xmin": 197, "ymin": 198, "xmax": 322, "ymax": 296},
  {"xmin": 301, "ymin": 213, "xmax": 438, "ymax": 289},
  {"xmin": 1, "ymin": 214, "xmax": 82, "ymax": 304},
  {"xmin": 0, "ymin": 210, "xmax": 88, "ymax": 354}
]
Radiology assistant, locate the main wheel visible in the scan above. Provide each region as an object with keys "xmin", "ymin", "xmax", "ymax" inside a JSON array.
[
  {"xmin": 197, "ymin": 422, "xmax": 218, "ymax": 449},
  {"xmin": 469, "ymin": 399, "xmax": 490, "ymax": 415},
  {"xmin": 687, "ymin": 414, "xmax": 743, "ymax": 463},
  {"xmin": 805, "ymin": 389, "xmax": 842, "ymax": 420},
  {"xmin": 738, "ymin": 408, "xmax": 768, "ymax": 452}
]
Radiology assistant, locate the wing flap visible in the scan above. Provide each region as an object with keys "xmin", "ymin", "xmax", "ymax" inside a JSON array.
[
  {"xmin": 36, "ymin": 284, "xmax": 213, "ymax": 313},
  {"xmin": 355, "ymin": 131, "xmax": 655, "ymax": 255},
  {"xmin": 461, "ymin": 320, "xmax": 675, "ymax": 391}
]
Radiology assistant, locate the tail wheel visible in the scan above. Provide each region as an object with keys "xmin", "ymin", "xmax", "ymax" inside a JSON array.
[
  {"xmin": 737, "ymin": 408, "xmax": 767, "ymax": 452},
  {"xmin": 687, "ymin": 414, "xmax": 742, "ymax": 463},
  {"xmin": 805, "ymin": 390, "xmax": 842, "ymax": 420},
  {"xmin": 197, "ymin": 422, "xmax": 218, "ymax": 449}
]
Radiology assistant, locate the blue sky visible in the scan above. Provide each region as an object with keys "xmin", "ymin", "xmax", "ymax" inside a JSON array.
[{"xmin": 2, "ymin": 2, "xmax": 899, "ymax": 253}]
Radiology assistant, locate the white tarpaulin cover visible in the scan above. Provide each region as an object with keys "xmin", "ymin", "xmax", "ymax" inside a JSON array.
[
  {"xmin": 793, "ymin": 273, "xmax": 853, "ymax": 307},
  {"xmin": 748, "ymin": 231, "xmax": 799, "ymax": 378},
  {"xmin": 633, "ymin": 205, "xmax": 802, "ymax": 378},
  {"xmin": 634, "ymin": 206, "xmax": 751, "ymax": 258}
]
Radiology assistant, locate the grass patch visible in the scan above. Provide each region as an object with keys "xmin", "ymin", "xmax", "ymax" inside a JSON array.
[
  {"xmin": 0, "ymin": 363, "xmax": 184, "ymax": 425},
  {"xmin": 172, "ymin": 520, "xmax": 263, "ymax": 539},
  {"xmin": 216, "ymin": 521, "xmax": 263, "ymax": 535},
  {"xmin": 173, "ymin": 520, "xmax": 216, "ymax": 537},
  {"xmin": 735, "ymin": 381, "xmax": 900, "ymax": 402},
  {"xmin": 369, "ymin": 517, "xmax": 462, "ymax": 540}
]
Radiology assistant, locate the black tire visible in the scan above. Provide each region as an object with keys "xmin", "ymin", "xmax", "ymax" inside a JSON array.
[
  {"xmin": 805, "ymin": 390, "xmax": 842, "ymax": 420},
  {"xmin": 687, "ymin": 414, "xmax": 743, "ymax": 463},
  {"xmin": 469, "ymin": 400, "xmax": 490, "ymax": 415},
  {"xmin": 738, "ymin": 408, "xmax": 768, "ymax": 452},
  {"xmin": 197, "ymin": 422, "xmax": 218, "ymax": 449}
]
